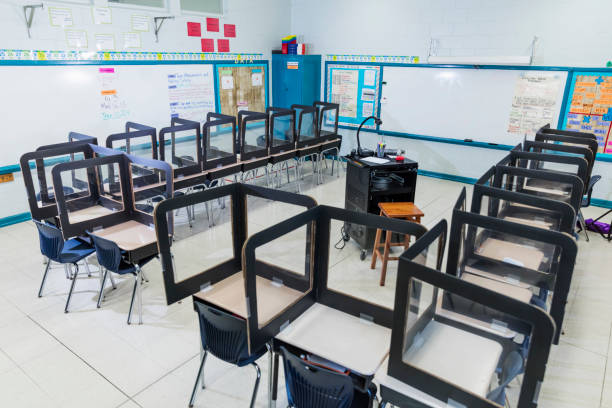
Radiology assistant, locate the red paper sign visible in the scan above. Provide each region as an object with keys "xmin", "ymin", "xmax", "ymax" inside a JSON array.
[
  {"xmin": 201, "ymin": 38, "xmax": 214, "ymax": 53},
  {"xmin": 206, "ymin": 17, "xmax": 219, "ymax": 32},
  {"xmin": 217, "ymin": 39, "xmax": 230, "ymax": 53},
  {"xmin": 187, "ymin": 22, "xmax": 201, "ymax": 37},
  {"xmin": 224, "ymin": 24, "xmax": 236, "ymax": 38}
]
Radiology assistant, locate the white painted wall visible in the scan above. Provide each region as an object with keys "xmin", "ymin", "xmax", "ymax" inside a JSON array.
[
  {"xmin": 0, "ymin": 0, "xmax": 289, "ymax": 55},
  {"xmin": 291, "ymin": 0, "xmax": 612, "ymax": 204}
]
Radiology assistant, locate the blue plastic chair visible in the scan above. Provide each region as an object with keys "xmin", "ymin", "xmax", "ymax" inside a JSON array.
[
  {"xmin": 90, "ymin": 234, "xmax": 155, "ymax": 325},
  {"xmin": 189, "ymin": 302, "xmax": 267, "ymax": 408},
  {"xmin": 487, "ymin": 351, "xmax": 524, "ymax": 406},
  {"xmin": 280, "ymin": 346, "xmax": 354, "ymax": 408},
  {"xmin": 35, "ymin": 186, "xmax": 74, "ymax": 202},
  {"xmin": 34, "ymin": 220, "xmax": 95, "ymax": 313}
]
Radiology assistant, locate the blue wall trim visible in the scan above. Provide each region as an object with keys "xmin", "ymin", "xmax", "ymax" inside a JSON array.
[
  {"xmin": 417, "ymin": 169, "xmax": 477, "ymax": 185},
  {"xmin": 0, "ymin": 212, "xmax": 31, "ymax": 228}
]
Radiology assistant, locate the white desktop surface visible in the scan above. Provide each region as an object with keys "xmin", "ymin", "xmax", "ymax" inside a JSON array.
[
  {"xmin": 403, "ymin": 320, "xmax": 501, "ymax": 398},
  {"xmin": 276, "ymin": 303, "xmax": 391, "ymax": 375},
  {"xmin": 69, "ymin": 205, "xmax": 115, "ymax": 223},
  {"xmin": 375, "ymin": 358, "xmax": 447, "ymax": 408}
]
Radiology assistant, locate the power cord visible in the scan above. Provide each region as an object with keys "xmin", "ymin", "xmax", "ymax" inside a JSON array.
[{"xmin": 334, "ymin": 225, "xmax": 350, "ymax": 250}]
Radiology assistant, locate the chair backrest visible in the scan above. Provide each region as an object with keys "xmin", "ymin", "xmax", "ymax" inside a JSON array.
[
  {"xmin": 90, "ymin": 234, "xmax": 123, "ymax": 272},
  {"xmin": 280, "ymin": 346, "xmax": 354, "ymax": 408},
  {"xmin": 195, "ymin": 301, "xmax": 251, "ymax": 365},
  {"xmin": 486, "ymin": 351, "xmax": 524, "ymax": 405},
  {"xmin": 34, "ymin": 220, "xmax": 65, "ymax": 261},
  {"xmin": 584, "ymin": 174, "xmax": 602, "ymax": 208}
]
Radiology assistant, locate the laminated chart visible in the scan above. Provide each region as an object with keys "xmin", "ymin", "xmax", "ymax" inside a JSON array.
[
  {"xmin": 563, "ymin": 72, "xmax": 612, "ymax": 154},
  {"xmin": 326, "ymin": 64, "xmax": 381, "ymax": 128}
]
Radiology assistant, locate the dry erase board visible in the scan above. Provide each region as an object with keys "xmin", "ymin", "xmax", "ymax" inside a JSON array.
[
  {"xmin": 380, "ymin": 66, "xmax": 568, "ymax": 145},
  {"xmin": 216, "ymin": 64, "xmax": 268, "ymax": 118},
  {"xmin": 325, "ymin": 64, "xmax": 381, "ymax": 129},
  {"xmin": 0, "ymin": 63, "xmax": 216, "ymax": 165},
  {"xmin": 561, "ymin": 71, "xmax": 612, "ymax": 154}
]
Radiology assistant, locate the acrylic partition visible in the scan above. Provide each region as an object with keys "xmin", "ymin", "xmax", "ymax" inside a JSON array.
[
  {"xmin": 203, "ymin": 113, "xmax": 238, "ymax": 170},
  {"xmin": 267, "ymin": 107, "xmax": 296, "ymax": 155},
  {"xmin": 237, "ymin": 110, "xmax": 269, "ymax": 162},
  {"xmin": 449, "ymin": 188, "xmax": 577, "ymax": 344},
  {"xmin": 20, "ymin": 141, "xmax": 96, "ymax": 221},
  {"xmin": 291, "ymin": 104, "xmax": 318, "ymax": 149},
  {"xmin": 314, "ymin": 101, "xmax": 339, "ymax": 141},
  {"xmin": 159, "ymin": 117, "xmax": 202, "ymax": 179},
  {"xmin": 473, "ymin": 169, "xmax": 576, "ymax": 234},
  {"xmin": 106, "ymin": 122, "xmax": 158, "ymax": 160},
  {"xmin": 388, "ymin": 219, "xmax": 555, "ymax": 408}
]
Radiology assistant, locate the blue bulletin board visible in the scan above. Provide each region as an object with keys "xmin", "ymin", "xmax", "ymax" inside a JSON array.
[{"xmin": 325, "ymin": 64, "xmax": 381, "ymax": 129}]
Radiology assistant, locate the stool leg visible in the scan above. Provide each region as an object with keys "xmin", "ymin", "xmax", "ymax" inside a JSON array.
[
  {"xmin": 380, "ymin": 230, "xmax": 392, "ymax": 286},
  {"xmin": 370, "ymin": 227, "xmax": 382, "ymax": 269}
]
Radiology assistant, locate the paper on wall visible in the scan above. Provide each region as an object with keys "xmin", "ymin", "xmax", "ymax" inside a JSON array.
[
  {"xmin": 95, "ymin": 34, "xmax": 115, "ymax": 51},
  {"xmin": 167, "ymin": 70, "xmax": 215, "ymax": 122},
  {"xmin": 221, "ymin": 75, "xmax": 234, "ymax": 90},
  {"xmin": 131, "ymin": 15, "xmax": 149, "ymax": 32},
  {"xmin": 362, "ymin": 102, "xmax": 374, "ymax": 117},
  {"xmin": 361, "ymin": 88, "xmax": 375, "ymax": 102},
  {"xmin": 92, "ymin": 7, "xmax": 112, "ymax": 24},
  {"xmin": 65, "ymin": 30, "xmax": 87, "ymax": 48},
  {"xmin": 364, "ymin": 69, "xmax": 376, "ymax": 86},
  {"xmin": 252, "ymin": 72, "xmax": 263, "ymax": 87},
  {"xmin": 49, "ymin": 7, "xmax": 73, "ymax": 27},
  {"xmin": 331, "ymin": 69, "xmax": 359, "ymax": 118},
  {"xmin": 123, "ymin": 32, "xmax": 141, "ymax": 49}
]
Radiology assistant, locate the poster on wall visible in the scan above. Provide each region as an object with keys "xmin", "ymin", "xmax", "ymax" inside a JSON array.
[
  {"xmin": 216, "ymin": 64, "xmax": 267, "ymax": 118},
  {"xmin": 326, "ymin": 64, "xmax": 381, "ymax": 128},
  {"xmin": 562, "ymin": 72, "xmax": 612, "ymax": 154},
  {"xmin": 99, "ymin": 68, "xmax": 130, "ymax": 121},
  {"xmin": 507, "ymin": 72, "xmax": 563, "ymax": 136},
  {"xmin": 167, "ymin": 67, "xmax": 216, "ymax": 122}
]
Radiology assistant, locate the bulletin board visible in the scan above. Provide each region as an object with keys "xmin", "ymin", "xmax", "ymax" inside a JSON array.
[
  {"xmin": 325, "ymin": 64, "xmax": 381, "ymax": 129},
  {"xmin": 561, "ymin": 72, "xmax": 612, "ymax": 154},
  {"xmin": 216, "ymin": 63, "xmax": 268, "ymax": 117}
]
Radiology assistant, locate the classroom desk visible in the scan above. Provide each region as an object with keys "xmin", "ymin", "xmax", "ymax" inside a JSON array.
[
  {"xmin": 476, "ymin": 237, "xmax": 545, "ymax": 271},
  {"xmin": 402, "ymin": 320, "xmax": 502, "ymax": 398},
  {"xmin": 376, "ymin": 358, "xmax": 447, "ymax": 408},
  {"xmin": 192, "ymin": 272, "xmax": 304, "ymax": 325},
  {"xmin": 463, "ymin": 265, "xmax": 531, "ymax": 289},
  {"xmin": 275, "ymin": 303, "xmax": 391, "ymax": 376},
  {"xmin": 90, "ymin": 220, "xmax": 158, "ymax": 263},
  {"xmin": 462, "ymin": 273, "xmax": 533, "ymax": 303},
  {"xmin": 502, "ymin": 215, "xmax": 554, "ymax": 230},
  {"xmin": 68, "ymin": 205, "xmax": 115, "ymax": 223}
]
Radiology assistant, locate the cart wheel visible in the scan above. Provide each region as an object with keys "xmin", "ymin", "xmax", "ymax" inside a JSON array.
[{"xmin": 360, "ymin": 250, "xmax": 367, "ymax": 261}]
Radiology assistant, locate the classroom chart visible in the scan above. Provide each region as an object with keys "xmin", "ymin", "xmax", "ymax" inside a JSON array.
[
  {"xmin": 326, "ymin": 64, "xmax": 381, "ymax": 128},
  {"xmin": 562, "ymin": 72, "xmax": 612, "ymax": 154},
  {"xmin": 216, "ymin": 64, "xmax": 268, "ymax": 118}
]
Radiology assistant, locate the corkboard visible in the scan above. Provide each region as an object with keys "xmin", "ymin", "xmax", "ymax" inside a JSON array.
[{"xmin": 217, "ymin": 64, "xmax": 267, "ymax": 117}]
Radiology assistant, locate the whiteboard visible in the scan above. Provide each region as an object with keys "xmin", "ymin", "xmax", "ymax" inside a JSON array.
[
  {"xmin": 380, "ymin": 66, "xmax": 568, "ymax": 145},
  {"xmin": 1, "ymin": 63, "xmax": 216, "ymax": 165}
]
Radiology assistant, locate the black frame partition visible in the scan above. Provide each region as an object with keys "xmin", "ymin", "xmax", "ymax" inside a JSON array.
[
  {"xmin": 534, "ymin": 132, "xmax": 599, "ymax": 160},
  {"xmin": 388, "ymin": 222, "xmax": 555, "ymax": 408},
  {"xmin": 472, "ymin": 180, "xmax": 576, "ymax": 234},
  {"xmin": 237, "ymin": 110, "xmax": 269, "ymax": 165},
  {"xmin": 106, "ymin": 122, "xmax": 158, "ymax": 160},
  {"xmin": 267, "ymin": 107, "xmax": 296, "ymax": 156},
  {"xmin": 202, "ymin": 112, "xmax": 238, "ymax": 170},
  {"xmin": 493, "ymin": 165, "xmax": 585, "ymax": 213},
  {"xmin": 449, "ymin": 188, "xmax": 577, "ymax": 344},
  {"xmin": 523, "ymin": 140, "xmax": 594, "ymax": 181},
  {"xmin": 243, "ymin": 204, "xmax": 428, "ymax": 354},
  {"xmin": 537, "ymin": 124, "xmax": 597, "ymax": 140},
  {"xmin": 159, "ymin": 117, "xmax": 202, "ymax": 179},
  {"xmin": 292, "ymin": 104, "xmax": 319, "ymax": 149},
  {"xmin": 21, "ymin": 142, "xmax": 96, "ymax": 221},
  {"xmin": 153, "ymin": 183, "xmax": 318, "ymax": 306},
  {"xmin": 68, "ymin": 132, "xmax": 98, "ymax": 145},
  {"xmin": 314, "ymin": 101, "xmax": 340, "ymax": 141}
]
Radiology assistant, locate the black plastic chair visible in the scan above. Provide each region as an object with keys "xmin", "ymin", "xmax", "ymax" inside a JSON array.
[
  {"xmin": 90, "ymin": 234, "xmax": 155, "ymax": 325},
  {"xmin": 280, "ymin": 346, "xmax": 354, "ymax": 408},
  {"xmin": 578, "ymin": 174, "xmax": 602, "ymax": 241},
  {"xmin": 34, "ymin": 220, "xmax": 95, "ymax": 313},
  {"xmin": 189, "ymin": 302, "xmax": 267, "ymax": 407}
]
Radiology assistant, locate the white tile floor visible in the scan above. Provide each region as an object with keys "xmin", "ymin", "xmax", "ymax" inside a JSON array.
[{"xmin": 0, "ymin": 164, "xmax": 610, "ymax": 407}]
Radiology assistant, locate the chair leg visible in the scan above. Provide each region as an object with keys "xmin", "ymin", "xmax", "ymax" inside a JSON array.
[
  {"xmin": 579, "ymin": 210, "xmax": 590, "ymax": 242},
  {"xmin": 249, "ymin": 362, "xmax": 261, "ymax": 408},
  {"xmin": 83, "ymin": 258, "xmax": 93, "ymax": 277},
  {"xmin": 189, "ymin": 350, "xmax": 208, "ymax": 407},
  {"xmin": 108, "ymin": 271, "xmax": 117, "ymax": 289},
  {"xmin": 127, "ymin": 274, "xmax": 138, "ymax": 325},
  {"xmin": 38, "ymin": 259, "xmax": 52, "ymax": 297},
  {"xmin": 137, "ymin": 267, "xmax": 143, "ymax": 325},
  {"xmin": 97, "ymin": 269, "xmax": 108, "ymax": 308},
  {"xmin": 64, "ymin": 264, "xmax": 79, "ymax": 313}
]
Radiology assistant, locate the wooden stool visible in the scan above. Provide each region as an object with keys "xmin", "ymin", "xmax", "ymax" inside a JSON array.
[{"xmin": 371, "ymin": 202, "xmax": 424, "ymax": 286}]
